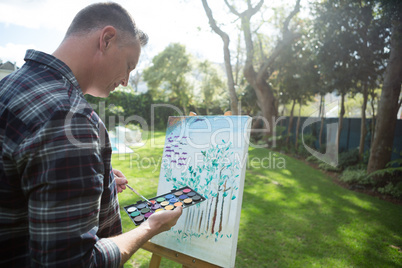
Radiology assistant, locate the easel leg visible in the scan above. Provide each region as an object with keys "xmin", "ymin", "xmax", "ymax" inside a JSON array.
[
  {"xmin": 143, "ymin": 241, "xmax": 221, "ymax": 268},
  {"xmin": 149, "ymin": 253, "xmax": 162, "ymax": 268}
]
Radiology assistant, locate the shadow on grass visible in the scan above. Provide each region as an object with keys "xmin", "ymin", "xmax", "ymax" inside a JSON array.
[{"xmin": 235, "ymin": 147, "xmax": 402, "ymax": 267}]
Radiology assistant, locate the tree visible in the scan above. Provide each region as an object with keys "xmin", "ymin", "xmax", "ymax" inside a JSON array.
[
  {"xmin": 143, "ymin": 43, "xmax": 193, "ymax": 115},
  {"xmin": 128, "ymin": 70, "xmax": 141, "ymax": 92},
  {"xmin": 197, "ymin": 60, "xmax": 225, "ymax": 115},
  {"xmin": 239, "ymin": 84, "xmax": 259, "ymax": 115},
  {"xmin": 202, "ymin": 0, "xmax": 239, "ymax": 115},
  {"xmin": 367, "ymin": 1, "xmax": 402, "ymax": 175},
  {"xmin": 224, "ymin": 0, "xmax": 301, "ymax": 143},
  {"xmin": 314, "ymin": 0, "xmax": 391, "ymax": 157},
  {"xmin": 315, "ymin": 0, "xmax": 364, "ymax": 150},
  {"xmin": 276, "ymin": 30, "xmax": 320, "ymax": 148},
  {"xmin": 314, "ymin": 2, "xmax": 352, "ymax": 150},
  {"xmin": 349, "ymin": 2, "xmax": 389, "ymax": 160}
]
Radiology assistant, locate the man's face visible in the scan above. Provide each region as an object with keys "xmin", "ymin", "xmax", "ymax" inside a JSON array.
[{"xmin": 91, "ymin": 36, "xmax": 141, "ymax": 97}]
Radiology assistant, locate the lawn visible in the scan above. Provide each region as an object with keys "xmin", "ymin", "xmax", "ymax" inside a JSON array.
[{"xmin": 113, "ymin": 131, "xmax": 402, "ymax": 268}]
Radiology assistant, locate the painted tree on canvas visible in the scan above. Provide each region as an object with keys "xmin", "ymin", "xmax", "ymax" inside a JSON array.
[{"xmin": 162, "ymin": 138, "xmax": 241, "ymax": 241}]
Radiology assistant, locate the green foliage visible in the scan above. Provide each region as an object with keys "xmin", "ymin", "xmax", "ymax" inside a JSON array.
[
  {"xmin": 108, "ymin": 105, "xmax": 124, "ymax": 116},
  {"xmin": 340, "ymin": 169, "xmax": 373, "ymax": 185},
  {"xmin": 377, "ymin": 182, "xmax": 402, "ymax": 198},
  {"xmin": 313, "ymin": 0, "xmax": 390, "ymax": 97},
  {"xmin": 318, "ymin": 162, "xmax": 341, "ymax": 172},
  {"xmin": 296, "ymin": 134, "xmax": 316, "ymax": 158},
  {"xmin": 369, "ymin": 166, "xmax": 402, "ymax": 178},
  {"xmin": 306, "ymin": 149, "xmax": 361, "ymax": 174},
  {"xmin": 125, "ymin": 123, "xmax": 141, "ymax": 131},
  {"xmin": 239, "ymin": 85, "xmax": 259, "ymax": 115},
  {"xmin": 275, "ymin": 30, "xmax": 320, "ymax": 109},
  {"xmin": 301, "ymin": 133, "xmax": 316, "ymax": 148},
  {"xmin": 368, "ymin": 158, "xmax": 402, "ymax": 181},
  {"xmin": 338, "ymin": 148, "xmax": 360, "ymax": 170},
  {"xmin": 387, "ymin": 158, "xmax": 402, "ymax": 167},
  {"xmin": 85, "ymin": 91, "xmax": 181, "ymax": 131},
  {"xmin": 143, "ymin": 43, "xmax": 193, "ymax": 114},
  {"xmin": 270, "ymin": 125, "xmax": 287, "ymax": 148},
  {"xmin": 306, "ymin": 155, "xmax": 321, "ymax": 164},
  {"xmin": 196, "ymin": 60, "xmax": 225, "ymax": 115}
]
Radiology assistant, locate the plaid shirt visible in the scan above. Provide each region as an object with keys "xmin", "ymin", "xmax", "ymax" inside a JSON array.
[{"xmin": 0, "ymin": 50, "xmax": 122, "ymax": 267}]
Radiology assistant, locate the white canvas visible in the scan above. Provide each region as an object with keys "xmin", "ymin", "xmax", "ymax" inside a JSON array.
[{"xmin": 151, "ymin": 115, "xmax": 251, "ymax": 268}]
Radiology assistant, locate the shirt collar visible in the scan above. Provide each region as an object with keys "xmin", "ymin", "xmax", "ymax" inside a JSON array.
[{"xmin": 24, "ymin": 49, "xmax": 81, "ymax": 91}]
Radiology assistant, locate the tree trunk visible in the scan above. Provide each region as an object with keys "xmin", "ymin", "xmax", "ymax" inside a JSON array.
[
  {"xmin": 367, "ymin": 13, "xmax": 402, "ymax": 174},
  {"xmin": 183, "ymin": 105, "xmax": 188, "ymax": 116},
  {"xmin": 211, "ymin": 192, "xmax": 219, "ymax": 234},
  {"xmin": 359, "ymin": 84, "xmax": 368, "ymax": 161},
  {"xmin": 319, "ymin": 95, "xmax": 325, "ymax": 148},
  {"xmin": 201, "ymin": 0, "xmax": 239, "ymax": 115},
  {"xmin": 295, "ymin": 101, "xmax": 302, "ymax": 149},
  {"xmin": 370, "ymin": 95, "xmax": 376, "ymax": 145},
  {"xmin": 336, "ymin": 93, "xmax": 346, "ymax": 150},
  {"xmin": 286, "ymin": 99, "xmax": 296, "ymax": 147},
  {"xmin": 193, "ymin": 106, "xmax": 201, "ymax": 116}
]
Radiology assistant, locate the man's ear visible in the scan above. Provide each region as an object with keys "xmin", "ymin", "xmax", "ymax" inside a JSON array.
[{"xmin": 99, "ymin": 26, "xmax": 117, "ymax": 52}]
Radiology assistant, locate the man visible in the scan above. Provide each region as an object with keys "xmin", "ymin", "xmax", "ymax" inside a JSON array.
[{"xmin": 0, "ymin": 2, "xmax": 182, "ymax": 267}]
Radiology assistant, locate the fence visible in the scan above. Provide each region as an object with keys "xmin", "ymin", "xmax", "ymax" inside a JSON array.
[{"xmin": 277, "ymin": 117, "xmax": 402, "ymax": 162}]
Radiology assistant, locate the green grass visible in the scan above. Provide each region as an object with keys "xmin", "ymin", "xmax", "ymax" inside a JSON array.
[{"xmin": 113, "ymin": 131, "xmax": 402, "ymax": 268}]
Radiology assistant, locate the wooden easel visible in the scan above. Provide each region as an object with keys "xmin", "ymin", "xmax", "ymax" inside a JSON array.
[
  {"xmin": 142, "ymin": 241, "xmax": 221, "ymax": 268},
  {"xmin": 142, "ymin": 111, "xmax": 232, "ymax": 268}
]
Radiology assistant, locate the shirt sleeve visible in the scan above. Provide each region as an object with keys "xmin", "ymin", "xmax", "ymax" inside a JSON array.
[{"xmin": 15, "ymin": 109, "xmax": 121, "ymax": 267}]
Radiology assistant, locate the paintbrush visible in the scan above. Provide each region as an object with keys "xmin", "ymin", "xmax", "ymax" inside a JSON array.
[
  {"xmin": 125, "ymin": 184, "xmax": 152, "ymax": 204},
  {"xmin": 114, "ymin": 173, "xmax": 151, "ymax": 204}
]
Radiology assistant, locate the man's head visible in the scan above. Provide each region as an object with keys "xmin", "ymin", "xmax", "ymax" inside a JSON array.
[
  {"xmin": 56, "ymin": 2, "xmax": 148, "ymax": 97},
  {"xmin": 65, "ymin": 2, "xmax": 148, "ymax": 47}
]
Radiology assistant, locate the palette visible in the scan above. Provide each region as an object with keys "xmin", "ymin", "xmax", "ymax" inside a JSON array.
[{"xmin": 124, "ymin": 186, "xmax": 206, "ymax": 226}]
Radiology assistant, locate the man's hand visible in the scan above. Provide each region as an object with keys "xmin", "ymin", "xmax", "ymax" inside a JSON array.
[
  {"xmin": 113, "ymin": 169, "xmax": 128, "ymax": 193},
  {"xmin": 108, "ymin": 203, "xmax": 183, "ymax": 265},
  {"xmin": 143, "ymin": 206, "xmax": 183, "ymax": 235}
]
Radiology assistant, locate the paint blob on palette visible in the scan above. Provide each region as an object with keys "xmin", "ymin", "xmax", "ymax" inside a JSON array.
[{"xmin": 124, "ymin": 186, "xmax": 206, "ymax": 226}]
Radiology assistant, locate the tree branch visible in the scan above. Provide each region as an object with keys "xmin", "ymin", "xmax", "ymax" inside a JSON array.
[
  {"xmin": 251, "ymin": 0, "xmax": 264, "ymax": 17},
  {"xmin": 282, "ymin": 0, "xmax": 301, "ymax": 35},
  {"xmin": 225, "ymin": 0, "xmax": 264, "ymax": 19},
  {"xmin": 224, "ymin": 0, "xmax": 240, "ymax": 16},
  {"xmin": 202, "ymin": 0, "xmax": 228, "ymax": 39},
  {"xmin": 259, "ymin": 0, "xmax": 301, "ymax": 78},
  {"xmin": 201, "ymin": 0, "xmax": 239, "ymax": 114}
]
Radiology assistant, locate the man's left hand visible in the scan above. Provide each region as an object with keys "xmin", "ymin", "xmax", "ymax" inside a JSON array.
[{"xmin": 113, "ymin": 169, "xmax": 128, "ymax": 193}]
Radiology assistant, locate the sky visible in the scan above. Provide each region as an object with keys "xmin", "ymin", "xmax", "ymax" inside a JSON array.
[
  {"xmin": 0, "ymin": 0, "xmax": 243, "ymax": 68},
  {"xmin": 0, "ymin": 0, "xmax": 307, "ymax": 69}
]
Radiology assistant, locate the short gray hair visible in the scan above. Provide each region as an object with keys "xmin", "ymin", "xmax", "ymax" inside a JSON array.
[{"xmin": 65, "ymin": 2, "xmax": 148, "ymax": 46}]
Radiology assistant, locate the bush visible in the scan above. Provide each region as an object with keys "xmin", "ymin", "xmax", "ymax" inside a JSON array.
[
  {"xmin": 344, "ymin": 163, "xmax": 367, "ymax": 171},
  {"xmin": 297, "ymin": 134, "xmax": 317, "ymax": 158},
  {"xmin": 368, "ymin": 159, "xmax": 402, "ymax": 186},
  {"xmin": 301, "ymin": 134, "xmax": 316, "ymax": 148},
  {"xmin": 340, "ymin": 169, "xmax": 373, "ymax": 185},
  {"xmin": 338, "ymin": 148, "xmax": 360, "ymax": 170},
  {"xmin": 318, "ymin": 162, "xmax": 341, "ymax": 172},
  {"xmin": 377, "ymin": 182, "xmax": 402, "ymax": 198},
  {"xmin": 268, "ymin": 125, "xmax": 288, "ymax": 149},
  {"xmin": 297, "ymin": 143, "xmax": 310, "ymax": 158},
  {"xmin": 306, "ymin": 155, "xmax": 321, "ymax": 164},
  {"xmin": 318, "ymin": 143, "xmax": 326, "ymax": 154}
]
